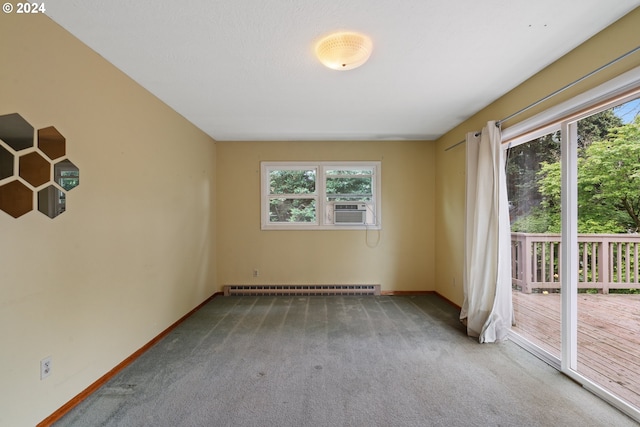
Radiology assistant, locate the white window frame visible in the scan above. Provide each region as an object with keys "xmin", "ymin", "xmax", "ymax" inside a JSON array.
[
  {"xmin": 261, "ymin": 161, "xmax": 381, "ymax": 230},
  {"xmin": 504, "ymin": 65, "xmax": 640, "ymax": 422}
]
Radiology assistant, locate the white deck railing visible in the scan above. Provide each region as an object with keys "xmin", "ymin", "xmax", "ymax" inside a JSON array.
[{"xmin": 511, "ymin": 233, "xmax": 640, "ymax": 293}]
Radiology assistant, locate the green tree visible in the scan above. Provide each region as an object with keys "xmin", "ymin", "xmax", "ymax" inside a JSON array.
[
  {"xmin": 325, "ymin": 169, "xmax": 372, "ymax": 201},
  {"xmin": 267, "ymin": 168, "xmax": 373, "ymax": 222},
  {"xmin": 579, "ymin": 116, "xmax": 640, "ymax": 231},
  {"xmin": 506, "ymin": 131, "xmax": 560, "ymax": 223},
  {"xmin": 577, "ymin": 108, "xmax": 623, "ymax": 151},
  {"xmin": 269, "ymin": 169, "xmax": 316, "ymax": 222},
  {"xmin": 536, "ymin": 116, "xmax": 640, "ymax": 232},
  {"xmin": 508, "ymin": 109, "xmax": 624, "ymax": 233}
]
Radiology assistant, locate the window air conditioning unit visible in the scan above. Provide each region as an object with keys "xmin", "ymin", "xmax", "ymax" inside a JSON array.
[{"xmin": 334, "ymin": 203, "xmax": 367, "ymax": 225}]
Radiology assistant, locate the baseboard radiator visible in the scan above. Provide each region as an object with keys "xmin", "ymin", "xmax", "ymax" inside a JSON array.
[{"xmin": 223, "ymin": 284, "xmax": 381, "ymax": 296}]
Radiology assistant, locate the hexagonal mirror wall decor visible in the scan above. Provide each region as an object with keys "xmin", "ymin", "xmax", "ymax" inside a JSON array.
[
  {"xmin": 0, "ymin": 144, "xmax": 13, "ymax": 180},
  {"xmin": 0, "ymin": 180, "xmax": 33, "ymax": 218},
  {"xmin": 38, "ymin": 185, "xmax": 65, "ymax": 218},
  {"xmin": 0, "ymin": 113, "xmax": 34, "ymax": 151},
  {"xmin": 19, "ymin": 151, "xmax": 51, "ymax": 187},
  {"xmin": 38, "ymin": 126, "xmax": 65, "ymax": 160},
  {"xmin": 54, "ymin": 159, "xmax": 79, "ymax": 191},
  {"xmin": 0, "ymin": 113, "xmax": 79, "ymax": 219}
]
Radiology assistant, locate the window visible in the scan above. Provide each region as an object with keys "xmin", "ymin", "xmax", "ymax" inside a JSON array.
[
  {"xmin": 503, "ymin": 65, "xmax": 640, "ymax": 420},
  {"xmin": 261, "ymin": 161, "xmax": 381, "ymax": 230}
]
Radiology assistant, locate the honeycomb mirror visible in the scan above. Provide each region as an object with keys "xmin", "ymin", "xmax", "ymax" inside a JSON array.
[
  {"xmin": 54, "ymin": 159, "xmax": 79, "ymax": 191},
  {"xmin": 0, "ymin": 113, "xmax": 79, "ymax": 219},
  {"xmin": 38, "ymin": 185, "xmax": 65, "ymax": 219},
  {"xmin": 0, "ymin": 113, "xmax": 34, "ymax": 151},
  {"xmin": 36, "ymin": 154, "xmax": 79, "ymax": 219},
  {"xmin": 0, "ymin": 113, "xmax": 33, "ymax": 180}
]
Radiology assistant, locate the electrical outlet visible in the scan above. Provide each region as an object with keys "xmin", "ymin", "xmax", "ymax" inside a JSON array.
[
  {"xmin": 40, "ymin": 356, "xmax": 52, "ymax": 380},
  {"xmin": 253, "ymin": 269, "xmax": 259, "ymax": 277}
]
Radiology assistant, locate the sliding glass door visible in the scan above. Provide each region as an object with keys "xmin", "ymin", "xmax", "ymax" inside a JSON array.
[
  {"xmin": 507, "ymin": 128, "xmax": 562, "ymax": 361},
  {"xmin": 574, "ymin": 98, "xmax": 640, "ymax": 409},
  {"xmin": 506, "ymin": 94, "xmax": 640, "ymax": 415}
]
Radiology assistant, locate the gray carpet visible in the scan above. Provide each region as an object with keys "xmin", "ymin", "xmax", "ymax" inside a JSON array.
[{"xmin": 54, "ymin": 295, "xmax": 637, "ymax": 426}]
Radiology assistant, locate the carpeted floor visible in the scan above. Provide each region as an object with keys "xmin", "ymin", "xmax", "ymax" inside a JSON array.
[{"xmin": 54, "ymin": 295, "xmax": 637, "ymax": 426}]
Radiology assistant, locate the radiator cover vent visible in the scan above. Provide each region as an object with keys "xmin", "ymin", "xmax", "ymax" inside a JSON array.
[{"xmin": 224, "ymin": 284, "xmax": 380, "ymax": 296}]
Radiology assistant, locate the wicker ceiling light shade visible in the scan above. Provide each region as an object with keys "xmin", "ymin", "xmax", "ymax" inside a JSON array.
[{"xmin": 315, "ymin": 31, "xmax": 373, "ymax": 71}]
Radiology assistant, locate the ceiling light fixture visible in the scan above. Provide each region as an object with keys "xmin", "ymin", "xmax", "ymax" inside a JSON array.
[{"xmin": 315, "ymin": 31, "xmax": 373, "ymax": 71}]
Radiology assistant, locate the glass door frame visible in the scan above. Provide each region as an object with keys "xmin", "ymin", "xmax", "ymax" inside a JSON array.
[{"xmin": 502, "ymin": 65, "xmax": 640, "ymax": 421}]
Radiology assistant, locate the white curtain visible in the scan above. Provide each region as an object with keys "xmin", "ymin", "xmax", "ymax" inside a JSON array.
[{"xmin": 460, "ymin": 121, "xmax": 513, "ymax": 343}]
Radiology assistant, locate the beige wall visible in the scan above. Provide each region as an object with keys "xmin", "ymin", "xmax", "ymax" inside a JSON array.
[
  {"xmin": 216, "ymin": 141, "xmax": 435, "ymax": 292},
  {"xmin": 0, "ymin": 15, "xmax": 217, "ymax": 426},
  {"xmin": 434, "ymin": 7, "xmax": 640, "ymax": 305}
]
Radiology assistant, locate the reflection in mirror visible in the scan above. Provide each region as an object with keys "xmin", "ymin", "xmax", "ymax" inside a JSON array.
[
  {"xmin": 0, "ymin": 145, "xmax": 13, "ymax": 180},
  {"xmin": 0, "ymin": 114, "xmax": 79, "ymax": 219},
  {"xmin": 19, "ymin": 152, "xmax": 50, "ymax": 187},
  {"xmin": 0, "ymin": 180, "xmax": 33, "ymax": 218},
  {"xmin": 38, "ymin": 185, "xmax": 65, "ymax": 218},
  {"xmin": 54, "ymin": 159, "xmax": 79, "ymax": 191},
  {"xmin": 0, "ymin": 113, "xmax": 34, "ymax": 151},
  {"xmin": 38, "ymin": 127, "xmax": 66, "ymax": 160}
]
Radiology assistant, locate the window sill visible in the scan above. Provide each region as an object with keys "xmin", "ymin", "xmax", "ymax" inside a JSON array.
[{"xmin": 261, "ymin": 224, "xmax": 381, "ymax": 231}]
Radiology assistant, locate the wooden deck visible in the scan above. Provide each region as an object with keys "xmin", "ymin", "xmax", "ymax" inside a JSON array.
[{"xmin": 512, "ymin": 290, "xmax": 640, "ymax": 409}]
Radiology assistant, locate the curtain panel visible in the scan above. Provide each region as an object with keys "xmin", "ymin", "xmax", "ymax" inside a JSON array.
[{"xmin": 461, "ymin": 121, "xmax": 513, "ymax": 343}]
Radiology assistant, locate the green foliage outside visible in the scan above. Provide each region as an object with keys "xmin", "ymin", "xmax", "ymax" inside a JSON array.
[
  {"xmin": 326, "ymin": 171, "xmax": 372, "ymax": 201},
  {"xmin": 268, "ymin": 168, "xmax": 372, "ymax": 222},
  {"xmin": 269, "ymin": 169, "xmax": 316, "ymax": 195},
  {"xmin": 508, "ymin": 108, "xmax": 640, "ymax": 294},
  {"xmin": 508, "ymin": 110, "xmax": 640, "ymax": 234},
  {"xmin": 269, "ymin": 169, "xmax": 316, "ymax": 222}
]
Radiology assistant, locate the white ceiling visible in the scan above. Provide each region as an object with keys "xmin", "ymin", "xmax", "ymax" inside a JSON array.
[{"xmin": 45, "ymin": 1, "xmax": 640, "ymax": 141}]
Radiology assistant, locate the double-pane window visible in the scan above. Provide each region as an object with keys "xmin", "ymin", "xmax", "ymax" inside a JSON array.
[{"xmin": 261, "ymin": 161, "xmax": 381, "ymax": 230}]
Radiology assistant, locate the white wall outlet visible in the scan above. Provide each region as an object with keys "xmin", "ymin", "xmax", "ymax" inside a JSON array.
[{"xmin": 40, "ymin": 356, "xmax": 52, "ymax": 380}]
